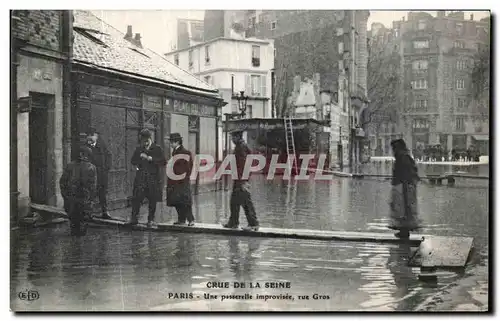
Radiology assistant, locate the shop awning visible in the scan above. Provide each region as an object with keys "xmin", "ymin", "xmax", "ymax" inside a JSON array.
[{"xmin": 472, "ymin": 135, "xmax": 489, "ymax": 141}]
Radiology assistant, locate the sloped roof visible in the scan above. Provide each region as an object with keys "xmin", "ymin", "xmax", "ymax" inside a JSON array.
[{"xmin": 73, "ymin": 10, "xmax": 220, "ymax": 98}]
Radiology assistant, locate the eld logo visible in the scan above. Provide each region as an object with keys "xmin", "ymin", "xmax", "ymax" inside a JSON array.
[{"xmin": 18, "ymin": 289, "xmax": 39, "ymax": 301}]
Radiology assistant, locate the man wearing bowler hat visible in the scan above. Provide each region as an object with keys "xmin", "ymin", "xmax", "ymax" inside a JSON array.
[
  {"xmin": 223, "ymin": 130, "xmax": 259, "ymax": 231},
  {"xmin": 166, "ymin": 133, "xmax": 195, "ymax": 226},
  {"xmin": 128, "ymin": 129, "xmax": 166, "ymax": 228}
]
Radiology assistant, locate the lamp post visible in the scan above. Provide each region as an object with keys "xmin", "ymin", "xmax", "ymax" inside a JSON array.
[{"xmin": 223, "ymin": 91, "xmax": 248, "ymax": 190}]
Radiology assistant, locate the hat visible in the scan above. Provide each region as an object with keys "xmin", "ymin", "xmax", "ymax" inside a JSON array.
[
  {"xmin": 139, "ymin": 128, "xmax": 152, "ymax": 139},
  {"xmin": 169, "ymin": 133, "xmax": 182, "ymax": 142},
  {"xmin": 390, "ymin": 138, "xmax": 407, "ymax": 150},
  {"xmin": 79, "ymin": 145, "xmax": 93, "ymax": 157}
]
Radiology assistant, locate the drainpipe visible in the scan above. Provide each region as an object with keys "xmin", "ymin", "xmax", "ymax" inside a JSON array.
[
  {"xmin": 62, "ymin": 10, "xmax": 73, "ymax": 167},
  {"xmin": 10, "ymin": 11, "xmax": 19, "ymax": 227}
]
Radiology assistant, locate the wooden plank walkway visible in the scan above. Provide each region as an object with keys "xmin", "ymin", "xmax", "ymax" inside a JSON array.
[{"xmin": 30, "ymin": 203, "xmax": 474, "ymax": 268}]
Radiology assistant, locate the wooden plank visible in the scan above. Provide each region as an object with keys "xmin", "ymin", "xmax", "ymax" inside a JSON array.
[{"xmin": 416, "ymin": 236, "xmax": 474, "ymax": 268}]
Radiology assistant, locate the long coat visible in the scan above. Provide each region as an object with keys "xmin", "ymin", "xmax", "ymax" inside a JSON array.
[
  {"xmin": 88, "ymin": 140, "xmax": 111, "ymax": 188},
  {"xmin": 166, "ymin": 145, "xmax": 193, "ymax": 207},
  {"xmin": 389, "ymin": 150, "xmax": 422, "ymax": 231},
  {"xmin": 59, "ymin": 158, "xmax": 97, "ymax": 213},
  {"xmin": 131, "ymin": 144, "xmax": 166, "ymax": 202}
]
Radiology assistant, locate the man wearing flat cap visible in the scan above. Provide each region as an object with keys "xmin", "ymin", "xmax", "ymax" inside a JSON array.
[
  {"xmin": 223, "ymin": 130, "xmax": 259, "ymax": 231},
  {"xmin": 128, "ymin": 129, "xmax": 167, "ymax": 228},
  {"xmin": 59, "ymin": 145, "xmax": 97, "ymax": 236},
  {"xmin": 166, "ymin": 133, "xmax": 195, "ymax": 226}
]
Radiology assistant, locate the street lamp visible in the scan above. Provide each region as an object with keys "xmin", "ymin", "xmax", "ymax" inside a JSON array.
[
  {"xmin": 235, "ymin": 90, "xmax": 248, "ymax": 117},
  {"xmin": 223, "ymin": 91, "xmax": 248, "ymax": 190}
]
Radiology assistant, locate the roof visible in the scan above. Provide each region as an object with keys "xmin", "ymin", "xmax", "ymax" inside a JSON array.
[{"xmin": 72, "ymin": 11, "xmax": 221, "ymax": 98}]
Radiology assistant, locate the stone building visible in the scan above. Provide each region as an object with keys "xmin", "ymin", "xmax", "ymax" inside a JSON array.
[
  {"xmin": 11, "ymin": 10, "xmax": 73, "ymax": 224},
  {"xmin": 240, "ymin": 10, "xmax": 370, "ymax": 167},
  {"xmin": 11, "ymin": 10, "xmax": 224, "ymax": 224},
  {"xmin": 72, "ymin": 11, "xmax": 224, "ymax": 208},
  {"xmin": 165, "ymin": 36, "xmax": 274, "ymax": 159},
  {"xmin": 394, "ymin": 11, "xmax": 490, "ymax": 155}
]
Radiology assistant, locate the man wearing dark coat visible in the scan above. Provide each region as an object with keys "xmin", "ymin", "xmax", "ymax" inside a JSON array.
[
  {"xmin": 59, "ymin": 145, "xmax": 97, "ymax": 236},
  {"xmin": 223, "ymin": 131, "xmax": 260, "ymax": 231},
  {"xmin": 128, "ymin": 129, "xmax": 167, "ymax": 228},
  {"xmin": 87, "ymin": 129, "xmax": 112, "ymax": 219},
  {"xmin": 166, "ymin": 133, "xmax": 195, "ymax": 226},
  {"xmin": 388, "ymin": 139, "xmax": 421, "ymax": 239}
]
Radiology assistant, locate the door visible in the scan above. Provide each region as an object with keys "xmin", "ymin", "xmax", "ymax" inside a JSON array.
[{"xmin": 29, "ymin": 94, "xmax": 50, "ymax": 204}]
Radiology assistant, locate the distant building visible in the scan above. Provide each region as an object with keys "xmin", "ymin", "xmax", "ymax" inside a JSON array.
[
  {"xmin": 394, "ymin": 11, "xmax": 490, "ymax": 155},
  {"xmin": 176, "ymin": 18, "xmax": 204, "ymax": 50},
  {"xmin": 241, "ymin": 10, "xmax": 370, "ymax": 167},
  {"xmin": 165, "ymin": 36, "xmax": 274, "ymax": 158}
]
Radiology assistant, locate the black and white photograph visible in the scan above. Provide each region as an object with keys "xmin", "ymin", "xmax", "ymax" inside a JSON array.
[{"xmin": 7, "ymin": 6, "xmax": 491, "ymax": 313}]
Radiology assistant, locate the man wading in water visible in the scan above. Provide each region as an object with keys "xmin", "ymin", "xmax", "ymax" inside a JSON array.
[
  {"xmin": 388, "ymin": 139, "xmax": 421, "ymax": 238},
  {"xmin": 223, "ymin": 131, "xmax": 260, "ymax": 231}
]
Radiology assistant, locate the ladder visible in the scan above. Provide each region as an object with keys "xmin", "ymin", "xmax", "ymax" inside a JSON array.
[{"xmin": 284, "ymin": 116, "xmax": 298, "ymax": 175}]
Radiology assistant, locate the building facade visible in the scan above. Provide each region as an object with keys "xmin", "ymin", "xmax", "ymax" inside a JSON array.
[
  {"xmin": 11, "ymin": 10, "xmax": 73, "ymax": 224},
  {"xmin": 164, "ymin": 37, "xmax": 274, "ymax": 158},
  {"xmin": 395, "ymin": 11, "xmax": 490, "ymax": 154},
  {"xmin": 240, "ymin": 10, "xmax": 370, "ymax": 167},
  {"xmin": 72, "ymin": 11, "xmax": 224, "ymax": 207}
]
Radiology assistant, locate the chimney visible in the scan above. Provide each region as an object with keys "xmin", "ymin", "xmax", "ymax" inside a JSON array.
[
  {"xmin": 470, "ymin": 14, "xmax": 474, "ymax": 20},
  {"xmin": 134, "ymin": 33, "xmax": 142, "ymax": 48},
  {"xmin": 124, "ymin": 25, "xmax": 133, "ymax": 40}
]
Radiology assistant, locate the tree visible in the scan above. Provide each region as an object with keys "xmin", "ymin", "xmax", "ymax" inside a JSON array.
[
  {"xmin": 362, "ymin": 35, "xmax": 401, "ymax": 132},
  {"xmin": 273, "ymin": 26, "xmax": 340, "ymax": 118},
  {"xmin": 470, "ymin": 44, "xmax": 490, "ymax": 117}
]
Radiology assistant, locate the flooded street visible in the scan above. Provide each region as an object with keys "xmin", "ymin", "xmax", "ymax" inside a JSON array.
[{"xmin": 11, "ymin": 164, "xmax": 489, "ymax": 311}]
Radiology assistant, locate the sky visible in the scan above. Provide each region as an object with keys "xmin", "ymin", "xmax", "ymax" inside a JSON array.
[{"xmin": 92, "ymin": 10, "xmax": 491, "ymax": 55}]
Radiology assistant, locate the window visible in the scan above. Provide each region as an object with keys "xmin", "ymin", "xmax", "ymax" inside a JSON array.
[
  {"xmin": 413, "ymin": 40, "xmax": 429, "ymax": 49},
  {"xmin": 456, "ymin": 60, "xmax": 467, "ymax": 70},
  {"xmin": 231, "ymin": 74, "xmax": 235, "ymax": 94},
  {"xmin": 251, "ymin": 75, "xmax": 261, "ymax": 96},
  {"xmin": 454, "ymin": 41, "xmax": 465, "ymax": 49},
  {"xmin": 457, "ymin": 98, "xmax": 466, "ymax": 109},
  {"xmin": 412, "ymin": 119, "xmax": 429, "ymax": 129},
  {"xmin": 455, "ymin": 117, "xmax": 465, "ymax": 131},
  {"xmin": 415, "ymin": 99, "xmax": 428, "ymax": 109},
  {"xmin": 271, "ymin": 21, "xmax": 277, "ymax": 30},
  {"xmin": 394, "ymin": 28, "xmax": 399, "ymax": 37},
  {"xmin": 188, "ymin": 50, "xmax": 193, "ymax": 68},
  {"xmin": 246, "ymin": 105, "xmax": 253, "ymax": 118},
  {"xmin": 418, "ymin": 20, "xmax": 426, "ymax": 30},
  {"xmin": 456, "ymin": 79, "xmax": 465, "ymax": 90},
  {"xmin": 246, "ymin": 74, "xmax": 267, "ymax": 97},
  {"xmin": 174, "ymin": 54, "xmax": 179, "ymax": 66},
  {"xmin": 338, "ymin": 42, "xmax": 344, "ymax": 55},
  {"xmin": 412, "ymin": 60, "xmax": 428, "ymax": 70},
  {"xmin": 475, "ymin": 122, "xmax": 482, "ymax": 133},
  {"xmin": 205, "ymin": 45, "xmax": 210, "ymax": 64},
  {"xmin": 456, "ymin": 23, "xmax": 463, "ymax": 35},
  {"xmin": 411, "ymin": 79, "xmax": 428, "ymax": 89},
  {"xmin": 252, "ymin": 45, "xmax": 260, "ymax": 67}
]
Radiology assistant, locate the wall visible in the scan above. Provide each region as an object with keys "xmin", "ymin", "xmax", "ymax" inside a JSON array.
[
  {"xmin": 14, "ymin": 10, "xmax": 67, "ymax": 217},
  {"xmin": 167, "ymin": 39, "xmax": 274, "ymax": 76}
]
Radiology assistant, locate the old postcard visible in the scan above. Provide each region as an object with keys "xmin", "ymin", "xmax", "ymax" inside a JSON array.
[{"xmin": 9, "ymin": 9, "xmax": 490, "ymax": 312}]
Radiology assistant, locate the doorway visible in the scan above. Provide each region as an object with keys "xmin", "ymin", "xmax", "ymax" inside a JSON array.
[{"xmin": 29, "ymin": 93, "xmax": 53, "ymax": 204}]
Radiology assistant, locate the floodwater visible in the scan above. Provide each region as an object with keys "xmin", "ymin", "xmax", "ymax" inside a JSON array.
[{"xmin": 10, "ymin": 163, "xmax": 489, "ymax": 311}]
